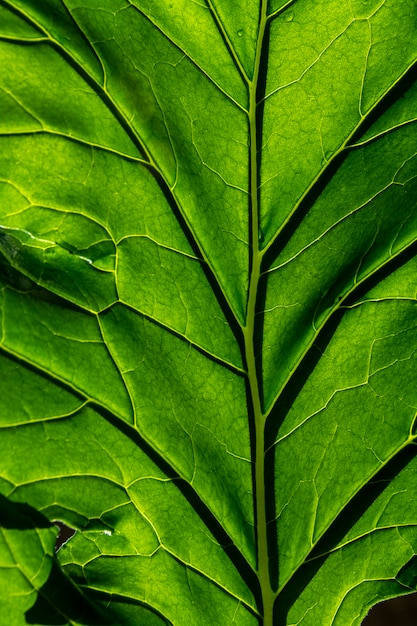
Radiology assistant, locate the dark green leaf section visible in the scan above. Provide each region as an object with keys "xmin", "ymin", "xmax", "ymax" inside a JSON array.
[
  {"xmin": 0, "ymin": 0, "xmax": 105, "ymax": 81},
  {"xmin": 0, "ymin": 495, "xmax": 115, "ymax": 625},
  {"xmin": 0, "ymin": 223, "xmax": 117, "ymax": 312},
  {"xmin": 1, "ymin": 1, "xmax": 417, "ymax": 625},
  {"xmin": 124, "ymin": 0, "xmax": 253, "ymax": 98},
  {"xmin": 0, "ymin": 7, "xmax": 41, "ymax": 40},
  {"xmin": 0, "ymin": 44, "xmax": 136, "ymax": 154},
  {"xmin": 0, "ymin": 496, "xmax": 56, "ymax": 624}
]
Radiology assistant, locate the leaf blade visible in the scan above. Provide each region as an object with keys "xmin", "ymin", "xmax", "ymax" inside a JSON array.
[{"xmin": 1, "ymin": 2, "xmax": 417, "ymax": 625}]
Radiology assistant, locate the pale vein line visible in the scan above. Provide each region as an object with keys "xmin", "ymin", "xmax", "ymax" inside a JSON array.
[
  {"xmin": 345, "ymin": 297, "xmax": 417, "ymax": 309},
  {"xmin": 0, "ymin": 87, "xmax": 43, "ymax": 126},
  {"xmin": 266, "ymin": 0, "xmax": 297, "ymax": 22},
  {"xmin": 127, "ymin": 57, "xmax": 179, "ymax": 186},
  {"xmin": 188, "ymin": 112, "xmax": 249, "ymax": 194},
  {"xmin": 0, "ymin": 128, "xmax": 147, "ymax": 164},
  {"xmin": 11, "ymin": 473, "xmax": 128, "ymax": 493},
  {"xmin": 358, "ymin": 20, "xmax": 372, "ymax": 118},
  {"xmin": 269, "ymin": 381, "xmax": 368, "ymax": 451},
  {"xmin": 264, "ymin": 234, "xmax": 417, "ymax": 423},
  {"xmin": 1, "ymin": 531, "xmax": 82, "ymax": 626},
  {"xmin": 351, "ymin": 118, "xmax": 417, "ymax": 148},
  {"xmin": 3, "ymin": 0, "xmax": 245, "ymax": 332},
  {"xmin": 115, "ymin": 301, "xmax": 246, "ymax": 377},
  {"xmin": 0, "ymin": 342, "xmax": 129, "ymax": 422},
  {"xmin": 274, "ymin": 435, "xmax": 417, "ymax": 597},
  {"xmin": 0, "ymin": 402, "xmax": 88, "ymax": 429},
  {"xmin": 95, "ymin": 312, "xmax": 136, "ymax": 423},
  {"xmin": 205, "ymin": 0, "xmax": 250, "ymax": 83},
  {"xmin": 4, "ymin": 201, "xmax": 116, "ymax": 244},
  {"xmin": 124, "ymin": 0, "xmax": 247, "ymax": 112},
  {"xmin": 262, "ymin": 24, "xmax": 351, "ymax": 103},
  {"xmin": 306, "ymin": 523, "xmax": 417, "ymax": 564},
  {"xmin": 117, "ymin": 234, "xmax": 200, "ymax": 261},
  {"xmin": 1, "ymin": 1, "xmax": 165, "ymax": 181},
  {"xmin": 262, "ymin": 181, "xmax": 396, "ymax": 276},
  {"xmin": 261, "ymin": 45, "xmax": 417, "ymax": 262},
  {"xmin": 60, "ymin": 0, "xmax": 108, "ymax": 83},
  {"xmin": 0, "ymin": 34, "xmax": 49, "ymax": 43}
]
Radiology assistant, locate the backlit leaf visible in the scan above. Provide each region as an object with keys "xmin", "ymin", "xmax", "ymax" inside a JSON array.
[{"xmin": 1, "ymin": 1, "xmax": 417, "ymax": 624}]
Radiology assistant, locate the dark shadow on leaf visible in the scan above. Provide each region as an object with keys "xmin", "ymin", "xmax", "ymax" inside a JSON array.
[
  {"xmin": 0, "ymin": 254, "xmax": 96, "ymax": 314},
  {"xmin": 0, "ymin": 494, "xmax": 53, "ymax": 530},
  {"xmin": 309, "ymin": 445, "xmax": 417, "ymax": 559},
  {"xmin": 0, "ymin": 347, "xmax": 86, "ymax": 406},
  {"xmin": 81, "ymin": 589, "xmax": 174, "ymax": 626},
  {"xmin": 342, "ymin": 238, "xmax": 417, "ymax": 307},
  {"xmin": 122, "ymin": 301, "xmax": 244, "ymax": 377},
  {"xmin": 264, "ymin": 200, "xmax": 417, "ymax": 450},
  {"xmin": 396, "ymin": 554, "xmax": 417, "ymax": 590},
  {"xmin": 0, "ymin": 1, "xmax": 147, "ymax": 165},
  {"xmin": 256, "ymin": 62, "xmax": 417, "ymax": 419},
  {"xmin": 0, "ymin": 496, "xmax": 109, "ymax": 624},
  {"xmin": 263, "ymin": 309, "xmax": 345, "ymax": 591},
  {"xmin": 26, "ymin": 561, "xmax": 114, "ymax": 625}
]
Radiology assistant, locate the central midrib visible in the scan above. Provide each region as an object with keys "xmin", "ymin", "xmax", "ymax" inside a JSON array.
[{"xmin": 244, "ymin": 2, "xmax": 273, "ymax": 624}]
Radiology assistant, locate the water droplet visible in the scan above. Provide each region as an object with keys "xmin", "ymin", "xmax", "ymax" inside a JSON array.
[
  {"xmin": 284, "ymin": 12, "xmax": 294, "ymax": 22},
  {"xmin": 237, "ymin": 29, "xmax": 244, "ymax": 37},
  {"xmin": 258, "ymin": 227, "xmax": 264, "ymax": 244}
]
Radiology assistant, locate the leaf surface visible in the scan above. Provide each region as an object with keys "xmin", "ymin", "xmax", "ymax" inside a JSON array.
[{"xmin": 1, "ymin": 1, "xmax": 417, "ymax": 625}]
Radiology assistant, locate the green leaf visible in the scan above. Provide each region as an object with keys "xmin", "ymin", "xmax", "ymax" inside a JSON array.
[{"xmin": 1, "ymin": 1, "xmax": 417, "ymax": 624}]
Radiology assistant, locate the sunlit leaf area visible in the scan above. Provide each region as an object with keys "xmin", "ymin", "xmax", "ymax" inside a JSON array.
[{"xmin": 1, "ymin": 1, "xmax": 417, "ymax": 624}]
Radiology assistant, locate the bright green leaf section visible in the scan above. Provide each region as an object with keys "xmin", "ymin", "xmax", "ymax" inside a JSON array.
[
  {"xmin": 1, "ymin": 403, "xmax": 258, "ymax": 624},
  {"xmin": 1, "ymin": 1, "xmax": 417, "ymax": 626},
  {"xmin": 260, "ymin": 0, "xmax": 417, "ymax": 246},
  {"xmin": 261, "ymin": 118, "xmax": 417, "ymax": 409},
  {"xmin": 0, "ymin": 284, "xmax": 133, "ymax": 421},
  {"xmin": 99, "ymin": 304, "xmax": 253, "ymax": 560},
  {"xmin": 116, "ymin": 236, "xmax": 243, "ymax": 366}
]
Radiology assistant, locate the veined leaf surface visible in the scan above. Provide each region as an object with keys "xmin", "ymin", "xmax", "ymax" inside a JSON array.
[{"xmin": 1, "ymin": 1, "xmax": 417, "ymax": 624}]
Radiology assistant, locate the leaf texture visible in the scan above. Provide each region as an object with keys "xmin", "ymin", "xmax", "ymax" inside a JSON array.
[{"xmin": 1, "ymin": 1, "xmax": 417, "ymax": 625}]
